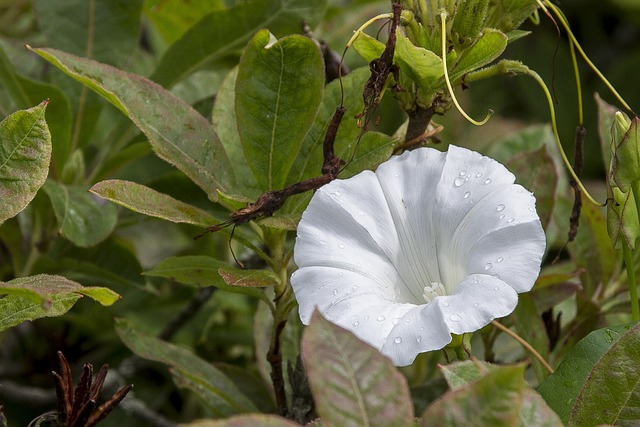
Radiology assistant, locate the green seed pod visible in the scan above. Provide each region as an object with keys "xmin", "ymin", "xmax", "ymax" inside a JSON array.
[{"xmin": 452, "ymin": 0, "xmax": 489, "ymax": 46}]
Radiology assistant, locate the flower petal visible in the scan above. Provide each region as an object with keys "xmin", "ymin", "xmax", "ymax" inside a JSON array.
[{"xmin": 381, "ymin": 274, "xmax": 518, "ymax": 366}]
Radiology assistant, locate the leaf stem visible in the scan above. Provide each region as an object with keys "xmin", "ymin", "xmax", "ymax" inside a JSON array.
[
  {"xmin": 491, "ymin": 320, "xmax": 554, "ymax": 374},
  {"xmin": 622, "ymin": 242, "xmax": 640, "ymax": 322}
]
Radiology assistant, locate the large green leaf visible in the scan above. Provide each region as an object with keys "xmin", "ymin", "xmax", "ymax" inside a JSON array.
[
  {"xmin": 0, "ymin": 100, "xmax": 51, "ymax": 226},
  {"xmin": 143, "ymin": 256, "xmax": 271, "ymax": 305},
  {"xmin": 143, "ymin": 0, "xmax": 226, "ymax": 45},
  {"xmin": 0, "ymin": 274, "xmax": 120, "ymax": 332},
  {"xmin": 29, "ymin": 47, "xmax": 234, "ymax": 201},
  {"xmin": 0, "ymin": 46, "xmax": 71, "ymax": 175},
  {"xmin": 302, "ymin": 312, "xmax": 414, "ymax": 427},
  {"xmin": 421, "ymin": 364, "xmax": 526, "ymax": 427},
  {"xmin": 236, "ymin": 30, "xmax": 324, "ymax": 191},
  {"xmin": 115, "ymin": 319, "xmax": 258, "ymax": 416},
  {"xmin": 569, "ymin": 322, "xmax": 640, "ymax": 426},
  {"xmin": 43, "ymin": 179, "xmax": 118, "ymax": 247},
  {"xmin": 537, "ymin": 324, "xmax": 632, "ymax": 424},
  {"xmin": 90, "ymin": 179, "xmax": 218, "ymax": 227},
  {"xmin": 395, "ymin": 31, "xmax": 443, "ymax": 89},
  {"xmin": 150, "ymin": 0, "xmax": 328, "ymax": 88},
  {"xmin": 32, "ymin": 0, "xmax": 143, "ymax": 67}
]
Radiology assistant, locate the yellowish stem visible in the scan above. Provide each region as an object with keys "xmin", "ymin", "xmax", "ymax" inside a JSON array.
[
  {"xmin": 346, "ymin": 13, "xmax": 394, "ymax": 49},
  {"xmin": 492, "ymin": 320, "xmax": 554, "ymax": 374},
  {"xmin": 440, "ymin": 12, "xmax": 492, "ymax": 126}
]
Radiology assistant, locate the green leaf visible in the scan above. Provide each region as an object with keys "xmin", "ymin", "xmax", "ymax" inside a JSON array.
[
  {"xmin": 395, "ymin": 32, "xmax": 443, "ymax": 89},
  {"xmin": 611, "ymin": 114, "xmax": 640, "ymax": 192},
  {"xmin": 150, "ymin": 0, "xmax": 328, "ymax": 88},
  {"xmin": 421, "ymin": 364, "xmax": 526, "ymax": 427},
  {"xmin": 0, "ymin": 46, "xmax": 71, "ymax": 175},
  {"xmin": 340, "ymin": 131, "xmax": 397, "ymax": 178},
  {"xmin": 449, "ymin": 29, "xmax": 508, "ymax": 83},
  {"xmin": 537, "ymin": 324, "xmax": 632, "ymax": 424},
  {"xmin": 0, "ymin": 274, "xmax": 120, "ymax": 332},
  {"xmin": 143, "ymin": 0, "xmax": 226, "ymax": 45},
  {"xmin": 115, "ymin": 319, "xmax": 258, "ymax": 416},
  {"xmin": 595, "ymin": 93, "xmax": 619, "ymax": 169},
  {"xmin": 236, "ymin": 30, "xmax": 324, "ymax": 191},
  {"xmin": 218, "ymin": 266, "xmax": 280, "ymax": 288},
  {"xmin": 484, "ymin": 0, "xmax": 538, "ymax": 33},
  {"xmin": 302, "ymin": 312, "xmax": 414, "ymax": 427},
  {"xmin": 211, "ymin": 67, "xmax": 260, "ymax": 198},
  {"xmin": 440, "ymin": 361, "xmax": 499, "ymax": 390},
  {"xmin": 351, "ymin": 31, "xmax": 386, "ymax": 64},
  {"xmin": 0, "ymin": 100, "xmax": 51, "ymax": 226},
  {"xmin": 144, "ymin": 256, "xmax": 271, "ymax": 304},
  {"xmin": 511, "ymin": 293, "xmax": 551, "ymax": 382},
  {"xmin": 569, "ymin": 322, "xmax": 640, "ymax": 426},
  {"xmin": 32, "ymin": 0, "xmax": 143, "ymax": 67},
  {"xmin": 42, "ymin": 179, "xmax": 118, "ymax": 247},
  {"xmin": 29, "ymin": 47, "xmax": 234, "ymax": 201},
  {"xmin": 505, "ymin": 145, "xmax": 558, "ymax": 229},
  {"xmin": 90, "ymin": 179, "xmax": 218, "ymax": 227},
  {"xmin": 179, "ymin": 414, "xmax": 302, "ymax": 427}
]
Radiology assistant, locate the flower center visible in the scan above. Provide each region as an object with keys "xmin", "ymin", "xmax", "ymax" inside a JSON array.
[{"xmin": 422, "ymin": 282, "xmax": 447, "ymax": 303}]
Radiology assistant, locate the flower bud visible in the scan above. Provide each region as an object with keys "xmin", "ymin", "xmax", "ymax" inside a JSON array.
[{"xmin": 452, "ymin": 0, "xmax": 489, "ymax": 47}]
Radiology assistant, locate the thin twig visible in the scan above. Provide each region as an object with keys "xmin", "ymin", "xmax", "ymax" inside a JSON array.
[{"xmin": 491, "ymin": 320, "xmax": 554, "ymax": 374}]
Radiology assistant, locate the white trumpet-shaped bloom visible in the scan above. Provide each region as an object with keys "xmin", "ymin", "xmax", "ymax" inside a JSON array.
[{"xmin": 291, "ymin": 145, "xmax": 546, "ymax": 366}]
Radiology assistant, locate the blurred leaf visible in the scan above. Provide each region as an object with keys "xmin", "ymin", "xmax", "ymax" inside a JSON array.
[
  {"xmin": 569, "ymin": 322, "xmax": 640, "ymax": 426},
  {"xmin": 116, "ymin": 319, "xmax": 258, "ymax": 416},
  {"xmin": 511, "ymin": 293, "xmax": 550, "ymax": 382},
  {"xmin": 611, "ymin": 114, "xmax": 640, "ymax": 192},
  {"xmin": 218, "ymin": 266, "xmax": 280, "ymax": 288},
  {"xmin": 150, "ymin": 0, "xmax": 328, "ymax": 87},
  {"xmin": 449, "ymin": 29, "xmax": 508, "ymax": 83},
  {"xmin": 90, "ymin": 179, "xmax": 218, "ymax": 227},
  {"xmin": 421, "ymin": 364, "xmax": 526, "ymax": 427},
  {"xmin": 302, "ymin": 312, "xmax": 414, "ymax": 427},
  {"xmin": 32, "ymin": 0, "xmax": 143, "ymax": 67},
  {"xmin": 595, "ymin": 93, "xmax": 619, "ymax": 169},
  {"xmin": 143, "ymin": 0, "xmax": 226, "ymax": 45},
  {"xmin": 29, "ymin": 47, "xmax": 234, "ymax": 201},
  {"xmin": 484, "ymin": 0, "xmax": 538, "ymax": 33},
  {"xmin": 440, "ymin": 361, "xmax": 498, "ymax": 390},
  {"xmin": 0, "ymin": 274, "xmax": 120, "ymax": 331},
  {"xmin": 505, "ymin": 144, "xmax": 558, "ymax": 229},
  {"xmin": 0, "ymin": 100, "xmax": 51, "ymax": 225},
  {"xmin": 211, "ymin": 67, "xmax": 260, "ymax": 198},
  {"xmin": 236, "ymin": 30, "xmax": 324, "ymax": 191},
  {"xmin": 144, "ymin": 256, "xmax": 271, "ymax": 304},
  {"xmin": 519, "ymin": 389, "xmax": 564, "ymax": 427},
  {"xmin": 179, "ymin": 414, "xmax": 301, "ymax": 427},
  {"xmin": 537, "ymin": 324, "xmax": 632, "ymax": 424},
  {"xmin": 0, "ymin": 46, "xmax": 71, "ymax": 175},
  {"xmin": 43, "ymin": 179, "xmax": 118, "ymax": 247},
  {"xmin": 214, "ymin": 363, "xmax": 276, "ymax": 413}
]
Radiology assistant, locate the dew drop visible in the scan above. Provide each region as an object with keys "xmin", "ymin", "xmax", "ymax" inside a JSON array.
[
  {"xmin": 405, "ymin": 318, "xmax": 411, "ymax": 323},
  {"xmin": 497, "ymin": 257, "xmax": 504, "ymax": 263},
  {"xmin": 353, "ymin": 320, "xmax": 360, "ymax": 326},
  {"xmin": 346, "ymin": 302, "xmax": 351, "ymax": 307},
  {"xmin": 420, "ymin": 327, "xmax": 425, "ymax": 331},
  {"xmin": 473, "ymin": 303, "xmax": 479, "ymax": 307},
  {"xmin": 334, "ymin": 191, "xmax": 341, "ymax": 196},
  {"xmin": 476, "ymin": 172, "xmax": 483, "ymax": 178},
  {"xmin": 364, "ymin": 315, "xmax": 370, "ymax": 321},
  {"xmin": 484, "ymin": 178, "xmax": 492, "ymax": 185},
  {"xmin": 449, "ymin": 313, "xmax": 462, "ymax": 322},
  {"xmin": 484, "ymin": 263, "xmax": 493, "ymax": 271},
  {"xmin": 394, "ymin": 337, "xmax": 402, "ymax": 344},
  {"xmin": 338, "ymin": 243, "xmax": 345, "ymax": 249},
  {"xmin": 377, "ymin": 315, "xmax": 386, "ymax": 322},
  {"xmin": 492, "ymin": 273, "xmax": 501, "ymax": 279},
  {"xmin": 459, "ymin": 171, "xmax": 466, "ymax": 176},
  {"xmin": 392, "ymin": 318, "xmax": 400, "ymax": 325},
  {"xmin": 499, "ymin": 214, "xmax": 505, "ymax": 220},
  {"xmin": 314, "ymin": 231, "xmax": 320, "ymax": 236},
  {"xmin": 338, "ymin": 272, "xmax": 344, "ymax": 276},
  {"xmin": 394, "ymin": 173, "xmax": 399, "ymax": 178},
  {"xmin": 333, "ymin": 289, "xmax": 338, "ymax": 296},
  {"xmin": 319, "ymin": 285, "xmax": 325, "ymax": 290},
  {"xmin": 442, "ymin": 301, "xmax": 450, "ymax": 307},
  {"xmin": 529, "ymin": 207, "xmax": 535, "ymax": 212},
  {"xmin": 357, "ymin": 211, "xmax": 365, "ymax": 216},
  {"xmin": 463, "ymin": 191, "xmax": 471, "ymax": 199},
  {"xmin": 494, "ymin": 286, "xmax": 499, "ymax": 291},
  {"xmin": 454, "ymin": 177, "xmax": 465, "ymax": 187},
  {"xmin": 507, "ymin": 217, "xmax": 515, "ymax": 223},
  {"xmin": 416, "ymin": 336, "xmax": 422, "ymax": 343},
  {"xmin": 496, "ymin": 204, "xmax": 505, "ymax": 212}
]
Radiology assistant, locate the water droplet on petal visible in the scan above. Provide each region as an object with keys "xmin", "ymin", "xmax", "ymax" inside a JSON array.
[
  {"xmin": 507, "ymin": 217, "xmax": 515, "ymax": 223},
  {"xmin": 449, "ymin": 313, "xmax": 462, "ymax": 322},
  {"xmin": 314, "ymin": 231, "xmax": 320, "ymax": 236},
  {"xmin": 497, "ymin": 257, "xmax": 504, "ymax": 263},
  {"xmin": 416, "ymin": 336, "xmax": 422, "ymax": 343},
  {"xmin": 392, "ymin": 318, "xmax": 400, "ymax": 325},
  {"xmin": 364, "ymin": 315, "xmax": 370, "ymax": 321},
  {"xmin": 353, "ymin": 320, "xmax": 359, "ymax": 326},
  {"xmin": 529, "ymin": 207, "xmax": 535, "ymax": 212},
  {"xmin": 464, "ymin": 191, "xmax": 471, "ymax": 199},
  {"xmin": 338, "ymin": 272, "xmax": 344, "ymax": 276},
  {"xmin": 454, "ymin": 177, "xmax": 465, "ymax": 187},
  {"xmin": 334, "ymin": 191, "xmax": 341, "ymax": 196},
  {"xmin": 333, "ymin": 289, "xmax": 338, "ymax": 296},
  {"xmin": 476, "ymin": 172, "xmax": 483, "ymax": 178},
  {"xmin": 442, "ymin": 301, "xmax": 450, "ymax": 307},
  {"xmin": 494, "ymin": 286, "xmax": 500, "ymax": 291},
  {"xmin": 346, "ymin": 302, "xmax": 351, "ymax": 307},
  {"xmin": 394, "ymin": 173, "xmax": 399, "ymax": 178},
  {"xmin": 338, "ymin": 243, "xmax": 345, "ymax": 249},
  {"xmin": 394, "ymin": 337, "xmax": 402, "ymax": 344},
  {"xmin": 484, "ymin": 178, "xmax": 492, "ymax": 185},
  {"xmin": 485, "ymin": 263, "xmax": 493, "ymax": 271},
  {"xmin": 357, "ymin": 211, "xmax": 365, "ymax": 216},
  {"xmin": 496, "ymin": 204, "xmax": 505, "ymax": 212},
  {"xmin": 492, "ymin": 273, "xmax": 501, "ymax": 279},
  {"xmin": 420, "ymin": 327, "xmax": 425, "ymax": 331},
  {"xmin": 377, "ymin": 315, "xmax": 386, "ymax": 322},
  {"xmin": 499, "ymin": 214, "xmax": 505, "ymax": 220},
  {"xmin": 473, "ymin": 303, "xmax": 479, "ymax": 307}
]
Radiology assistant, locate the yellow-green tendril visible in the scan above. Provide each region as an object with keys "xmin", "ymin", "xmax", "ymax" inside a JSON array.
[
  {"xmin": 440, "ymin": 12, "xmax": 493, "ymax": 126},
  {"xmin": 538, "ymin": 0, "xmax": 634, "ymax": 113},
  {"xmin": 346, "ymin": 12, "xmax": 394, "ymax": 49},
  {"xmin": 492, "ymin": 320, "xmax": 554, "ymax": 374},
  {"xmin": 529, "ymin": 8, "xmax": 540, "ymax": 25},
  {"xmin": 528, "ymin": 68, "xmax": 604, "ymax": 206}
]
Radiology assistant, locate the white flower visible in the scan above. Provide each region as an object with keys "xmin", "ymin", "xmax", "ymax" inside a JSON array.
[{"xmin": 291, "ymin": 145, "xmax": 546, "ymax": 366}]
